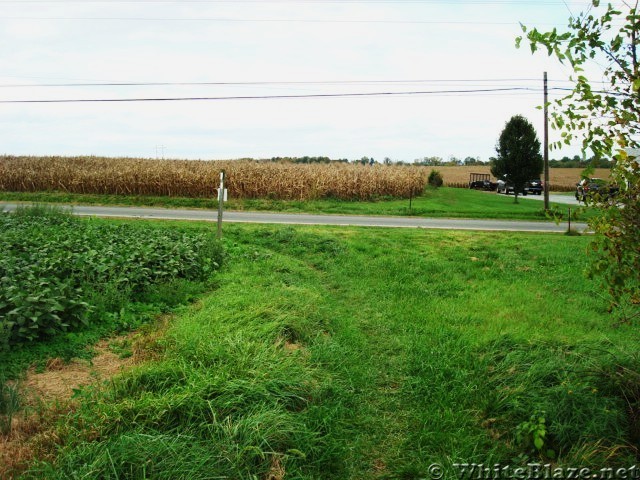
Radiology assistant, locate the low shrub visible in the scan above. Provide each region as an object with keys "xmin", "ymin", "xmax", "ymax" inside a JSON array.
[{"xmin": 428, "ymin": 169, "xmax": 444, "ymax": 188}]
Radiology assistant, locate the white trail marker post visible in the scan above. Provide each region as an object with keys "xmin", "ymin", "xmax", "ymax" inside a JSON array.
[{"xmin": 217, "ymin": 171, "xmax": 227, "ymax": 239}]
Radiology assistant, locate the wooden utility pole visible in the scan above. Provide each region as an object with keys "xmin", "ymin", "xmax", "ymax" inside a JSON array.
[{"xmin": 543, "ymin": 72, "xmax": 550, "ymax": 211}]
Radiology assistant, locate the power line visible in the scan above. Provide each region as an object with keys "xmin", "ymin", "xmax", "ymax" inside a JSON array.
[
  {"xmin": 0, "ymin": 78, "xmax": 579, "ymax": 88},
  {"xmin": 0, "ymin": 16, "xmax": 565, "ymax": 25},
  {"xmin": 0, "ymin": 87, "xmax": 547, "ymax": 103},
  {"xmin": 2, "ymin": 86, "xmax": 625, "ymax": 103},
  {"xmin": 0, "ymin": 0, "xmax": 599, "ymax": 4}
]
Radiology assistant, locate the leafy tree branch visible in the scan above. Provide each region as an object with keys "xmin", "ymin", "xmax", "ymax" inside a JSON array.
[{"xmin": 518, "ymin": 0, "xmax": 640, "ymax": 319}]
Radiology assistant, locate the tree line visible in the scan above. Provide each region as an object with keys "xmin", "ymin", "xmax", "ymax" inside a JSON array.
[{"xmin": 261, "ymin": 155, "xmax": 613, "ymax": 168}]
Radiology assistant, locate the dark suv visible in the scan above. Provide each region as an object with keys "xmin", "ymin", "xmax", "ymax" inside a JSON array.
[{"xmin": 575, "ymin": 178, "xmax": 619, "ymax": 202}]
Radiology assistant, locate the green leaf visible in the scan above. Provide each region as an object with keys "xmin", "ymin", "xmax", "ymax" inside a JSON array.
[{"xmin": 534, "ymin": 436, "xmax": 544, "ymax": 450}]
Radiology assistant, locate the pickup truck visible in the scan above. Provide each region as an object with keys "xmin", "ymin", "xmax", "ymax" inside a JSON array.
[{"xmin": 524, "ymin": 179, "xmax": 543, "ymax": 195}]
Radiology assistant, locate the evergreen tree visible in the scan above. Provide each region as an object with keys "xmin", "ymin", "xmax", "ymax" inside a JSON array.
[{"xmin": 490, "ymin": 115, "xmax": 543, "ymax": 203}]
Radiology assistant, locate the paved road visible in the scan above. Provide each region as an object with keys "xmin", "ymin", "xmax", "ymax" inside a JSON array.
[
  {"xmin": 515, "ymin": 192, "xmax": 581, "ymax": 206},
  {"xmin": 0, "ymin": 203, "xmax": 588, "ymax": 233}
]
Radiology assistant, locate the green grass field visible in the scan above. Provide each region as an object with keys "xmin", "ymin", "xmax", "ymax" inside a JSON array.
[
  {"xmin": 0, "ymin": 187, "xmax": 588, "ymax": 221},
  {"xmin": 14, "ymin": 221, "xmax": 639, "ymax": 479}
]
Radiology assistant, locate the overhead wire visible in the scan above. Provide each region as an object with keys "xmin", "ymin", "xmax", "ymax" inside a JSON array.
[
  {"xmin": 0, "ymin": 87, "xmax": 595, "ymax": 103},
  {"xmin": 0, "ymin": 0, "xmax": 600, "ymax": 4},
  {"xmin": 0, "ymin": 16, "xmax": 571, "ymax": 25},
  {"xmin": 0, "ymin": 78, "xmax": 582, "ymax": 88}
]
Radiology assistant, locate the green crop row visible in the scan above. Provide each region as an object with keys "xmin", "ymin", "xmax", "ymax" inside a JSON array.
[{"xmin": 0, "ymin": 206, "xmax": 223, "ymax": 349}]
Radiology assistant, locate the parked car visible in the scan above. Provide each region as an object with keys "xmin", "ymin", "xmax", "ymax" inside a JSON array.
[
  {"xmin": 496, "ymin": 178, "xmax": 514, "ymax": 194},
  {"xmin": 524, "ymin": 179, "xmax": 543, "ymax": 195},
  {"xmin": 575, "ymin": 178, "xmax": 619, "ymax": 202},
  {"xmin": 497, "ymin": 177, "xmax": 543, "ymax": 195},
  {"xmin": 496, "ymin": 177, "xmax": 523, "ymax": 195}
]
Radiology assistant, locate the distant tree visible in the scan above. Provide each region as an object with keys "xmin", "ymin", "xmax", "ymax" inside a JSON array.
[
  {"xmin": 464, "ymin": 156, "xmax": 483, "ymax": 166},
  {"xmin": 383, "ymin": 157, "xmax": 392, "ymax": 165},
  {"xmin": 490, "ymin": 115, "xmax": 543, "ymax": 203},
  {"xmin": 428, "ymin": 169, "xmax": 444, "ymax": 187},
  {"xmin": 270, "ymin": 156, "xmax": 342, "ymax": 164},
  {"xmin": 546, "ymin": 154, "xmax": 613, "ymax": 168},
  {"xmin": 414, "ymin": 156, "xmax": 444, "ymax": 166}
]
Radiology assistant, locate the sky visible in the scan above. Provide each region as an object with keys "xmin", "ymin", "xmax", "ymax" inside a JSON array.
[{"xmin": 0, "ymin": 0, "xmax": 613, "ymax": 162}]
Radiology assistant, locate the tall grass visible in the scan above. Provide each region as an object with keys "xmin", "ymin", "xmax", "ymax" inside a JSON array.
[
  {"xmin": 25, "ymin": 244, "xmax": 343, "ymax": 479},
  {"xmin": 15, "ymin": 224, "xmax": 640, "ymax": 479},
  {"xmin": 0, "ymin": 376, "xmax": 20, "ymax": 435}
]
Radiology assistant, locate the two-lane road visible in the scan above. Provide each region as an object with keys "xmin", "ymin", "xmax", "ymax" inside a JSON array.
[
  {"xmin": 515, "ymin": 192, "xmax": 581, "ymax": 205},
  {"xmin": 0, "ymin": 203, "xmax": 587, "ymax": 233}
]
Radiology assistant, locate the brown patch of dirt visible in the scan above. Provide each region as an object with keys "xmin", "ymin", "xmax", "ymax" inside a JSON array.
[
  {"xmin": 22, "ymin": 337, "xmax": 135, "ymax": 404},
  {"xmin": 0, "ymin": 404, "xmax": 68, "ymax": 479},
  {"xmin": 283, "ymin": 340, "xmax": 303, "ymax": 352},
  {"xmin": 480, "ymin": 417, "xmax": 503, "ymax": 441},
  {"xmin": 0, "ymin": 439, "xmax": 37, "ymax": 479},
  {"xmin": 0, "ymin": 333, "xmax": 142, "ymax": 479},
  {"xmin": 45, "ymin": 357, "xmax": 65, "ymax": 371},
  {"xmin": 372, "ymin": 458, "xmax": 388, "ymax": 474},
  {"xmin": 264, "ymin": 455, "xmax": 286, "ymax": 480}
]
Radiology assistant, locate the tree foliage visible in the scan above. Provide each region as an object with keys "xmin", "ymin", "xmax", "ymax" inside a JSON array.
[
  {"xmin": 490, "ymin": 115, "xmax": 543, "ymax": 203},
  {"xmin": 519, "ymin": 0, "xmax": 640, "ymax": 319},
  {"xmin": 427, "ymin": 169, "xmax": 444, "ymax": 187}
]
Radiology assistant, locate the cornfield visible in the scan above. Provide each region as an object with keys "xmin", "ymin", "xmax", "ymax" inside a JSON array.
[
  {"xmin": 432, "ymin": 166, "xmax": 612, "ymax": 191},
  {"xmin": 0, "ymin": 156, "xmax": 610, "ymax": 199},
  {"xmin": 0, "ymin": 156, "xmax": 428, "ymax": 200}
]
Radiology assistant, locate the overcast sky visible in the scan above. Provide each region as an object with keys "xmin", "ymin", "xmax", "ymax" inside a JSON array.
[{"xmin": 0, "ymin": 0, "xmax": 611, "ymax": 162}]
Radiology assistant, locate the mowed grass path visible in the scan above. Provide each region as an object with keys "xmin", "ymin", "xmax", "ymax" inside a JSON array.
[{"xmin": 27, "ymin": 223, "xmax": 639, "ymax": 479}]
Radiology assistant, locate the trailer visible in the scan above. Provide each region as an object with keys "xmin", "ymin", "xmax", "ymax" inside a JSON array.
[{"xmin": 468, "ymin": 173, "xmax": 496, "ymax": 191}]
